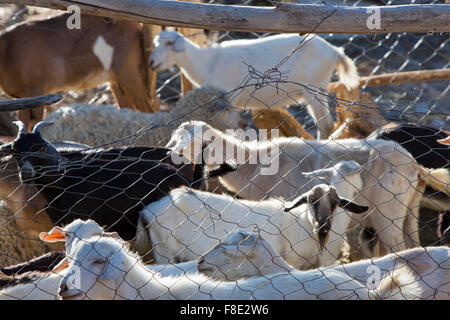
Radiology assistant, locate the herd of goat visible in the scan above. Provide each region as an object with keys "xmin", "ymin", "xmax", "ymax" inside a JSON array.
[{"xmin": 0, "ymin": 10, "xmax": 448, "ymax": 300}]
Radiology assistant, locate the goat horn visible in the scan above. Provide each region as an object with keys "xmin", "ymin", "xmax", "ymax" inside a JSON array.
[
  {"xmin": 32, "ymin": 121, "xmax": 55, "ymax": 134},
  {"xmin": 0, "ymin": 142, "xmax": 12, "ymax": 154},
  {"xmin": 13, "ymin": 120, "xmax": 26, "ymax": 136},
  {"xmin": 0, "ymin": 94, "xmax": 63, "ymax": 112}
]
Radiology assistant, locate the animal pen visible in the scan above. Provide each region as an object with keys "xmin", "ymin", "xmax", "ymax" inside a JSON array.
[{"xmin": 0, "ymin": 0, "xmax": 448, "ymax": 300}]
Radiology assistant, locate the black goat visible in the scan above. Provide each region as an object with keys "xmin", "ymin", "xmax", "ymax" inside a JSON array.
[
  {"xmin": 376, "ymin": 124, "xmax": 449, "ymax": 169},
  {"xmin": 1, "ymin": 251, "xmax": 65, "ymax": 276},
  {"xmin": 4, "ymin": 121, "xmax": 235, "ymax": 240},
  {"xmin": 376, "ymin": 123, "xmax": 450, "ymax": 243}
]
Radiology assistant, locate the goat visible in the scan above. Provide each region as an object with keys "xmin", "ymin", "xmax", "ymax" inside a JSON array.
[
  {"xmin": 149, "ymin": 31, "xmax": 359, "ymax": 139},
  {"xmin": 137, "ymin": 180, "xmax": 368, "ymax": 269},
  {"xmin": 198, "ymin": 229, "xmax": 445, "ymax": 299},
  {"xmin": 166, "ymin": 121, "xmax": 450, "ymax": 256},
  {"xmin": 0, "ymin": 136, "xmax": 91, "ymax": 242},
  {"xmin": 2, "ymin": 121, "xmax": 235, "ymax": 241},
  {"xmin": 0, "ymin": 13, "xmax": 159, "ymax": 131},
  {"xmin": 0, "ymin": 218, "xmax": 197, "ymax": 300},
  {"xmin": 373, "ymin": 123, "xmax": 450, "ymax": 242},
  {"xmin": 57, "ymin": 233, "xmax": 386, "ymax": 300},
  {"xmin": 373, "ymin": 124, "xmax": 449, "ymax": 169},
  {"xmin": 40, "ymin": 86, "xmax": 252, "ymax": 148}
]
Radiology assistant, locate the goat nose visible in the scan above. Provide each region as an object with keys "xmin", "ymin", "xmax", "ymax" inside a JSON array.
[{"xmin": 148, "ymin": 59, "xmax": 154, "ymax": 68}]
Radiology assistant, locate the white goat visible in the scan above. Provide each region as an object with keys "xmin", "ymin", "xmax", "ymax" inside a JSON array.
[
  {"xmin": 199, "ymin": 229, "xmax": 449, "ymax": 299},
  {"xmin": 58, "ymin": 234, "xmax": 382, "ymax": 300},
  {"xmin": 41, "ymin": 86, "xmax": 251, "ymax": 148},
  {"xmin": 0, "ymin": 219, "xmax": 198, "ymax": 300},
  {"xmin": 39, "ymin": 219, "xmax": 199, "ymax": 278},
  {"xmin": 166, "ymin": 121, "xmax": 450, "ymax": 256},
  {"xmin": 137, "ymin": 178, "xmax": 368, "ymax": 269},
  {"xmin": 149, "ymin": 31, "xmax": 359, "ymax": 139}
]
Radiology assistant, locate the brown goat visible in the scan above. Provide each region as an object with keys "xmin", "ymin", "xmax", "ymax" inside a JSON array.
[
  {"xmin": 0, "ymin": 13, "xmax": 159, "ymax": 131},
  {"xmin": 0, "ymin": 156, "xmax": 56, "ymax": 245}
]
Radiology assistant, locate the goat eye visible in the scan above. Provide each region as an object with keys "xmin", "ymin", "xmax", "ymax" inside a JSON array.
[{"xmin": 93, "ymin": 259, "xmax": 106, "ymax": 265}]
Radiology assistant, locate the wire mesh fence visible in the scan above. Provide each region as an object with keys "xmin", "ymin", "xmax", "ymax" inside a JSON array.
[{"xmin": 0, "ymin": 0, "xmax": 448, "ymax": 300}]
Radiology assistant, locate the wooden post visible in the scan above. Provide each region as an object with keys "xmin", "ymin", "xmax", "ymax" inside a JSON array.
[
  {"xmin": 329, "ymin": 68, "xmax": 450, "ymax": 92},
  {"xmin": 142, "ymin": 24, "xmax": 161, "ymax": 111},
  {"xmin": 177, "ymin": 0, "xmax": 209, "ymax": 96}
]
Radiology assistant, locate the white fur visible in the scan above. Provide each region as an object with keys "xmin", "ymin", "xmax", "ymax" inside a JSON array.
[
  {"xmin": 59, "ymin": 235, "xmax": 377, "ymax": 300},
  {"xmin": 150, "ymin": 31, "xmax": 359, "ymax": 139},
  {"xmin": 0, "ymin": 219, "xmax": 199, "ymax": 300},
  {"xmin": 199, "ymin": 230, "xmax": 448, "ymax": 299},
  {"xmin": 167, "ymin": 121, "xmax": 450, "ymax": 256},
  {"xmin": 93, "ymin": 36, "xmax": 114, "ymax": 70},
  {"xmin": 137, "ymin": 172, "xmax": 365, "ymax": 269}
]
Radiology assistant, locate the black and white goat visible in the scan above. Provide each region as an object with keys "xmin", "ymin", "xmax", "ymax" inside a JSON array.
[{"xmin": 1, "ymin": 120, "xmax": 235, "ymax": 241}]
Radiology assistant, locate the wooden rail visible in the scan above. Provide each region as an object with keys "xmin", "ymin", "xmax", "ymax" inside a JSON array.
[
  {"xmin": 2, "ymin": 0, "xmax": 449, "ymax": 34},
  {"xmin": 329, "ymin": 68, "xmax": 450, "ymax": 92}
]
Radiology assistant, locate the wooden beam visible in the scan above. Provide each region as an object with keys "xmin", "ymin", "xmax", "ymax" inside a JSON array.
[
  {"xmin": 0, "ymin": 94, "xmax": 63, "ymax": 111},
  {"xmin": 329, "ymin": 68, "xmax": 450, "ymax": 92},
  {"xmin": 178, "ymin": 0, "xmax": 209, "ymax": 96},
  {"xmin": 2, "ymin": 0, "xmax": 449, "ymax": 34},
  {"xmin": 142, "ymin": 24, "xmax": 161, "ymax": 112}
]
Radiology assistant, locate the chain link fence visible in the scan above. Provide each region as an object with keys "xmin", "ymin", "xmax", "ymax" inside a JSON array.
[{"xmin": 0, "ymin": 0, "xmax": 448, "ymax": 300}]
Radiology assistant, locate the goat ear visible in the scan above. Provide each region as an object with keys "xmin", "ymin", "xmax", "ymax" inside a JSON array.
[
  {"xmin": 39, "ymin": 227, "xmax": 66, "ymax": 243},
  {"xmin": 52, "ymin": 257, "xmax": 70, "ymax": 273},
  {"xmin": 437, "ymin": 137, "xmax": 450, "ymax": 145},
  {"xmin": 284, "ymin": 194, "xmax": 308, "ymax": 212},
  {"xmin": 173, "ymin": 36, "xmax": 186, "ymax": 52},
  {"xmin": 303, "ymin": 169, "xmax": 330, "ymax": 181},
  {"xmin": 339, "ymin": 160, "xmax": 362, "ymax": 176},
  {"xmin": 338, "ymin": 198, "xmax": 369, "ymax": 214},
  {"xmin": 100, "ymin": 253, "xmax": 124, "ymax": 281}
]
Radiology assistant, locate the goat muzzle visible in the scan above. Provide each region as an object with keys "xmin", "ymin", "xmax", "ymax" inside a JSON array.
[{"xmin": 317, "ymin": 219, "xmax": 331, "ymax": 250}]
